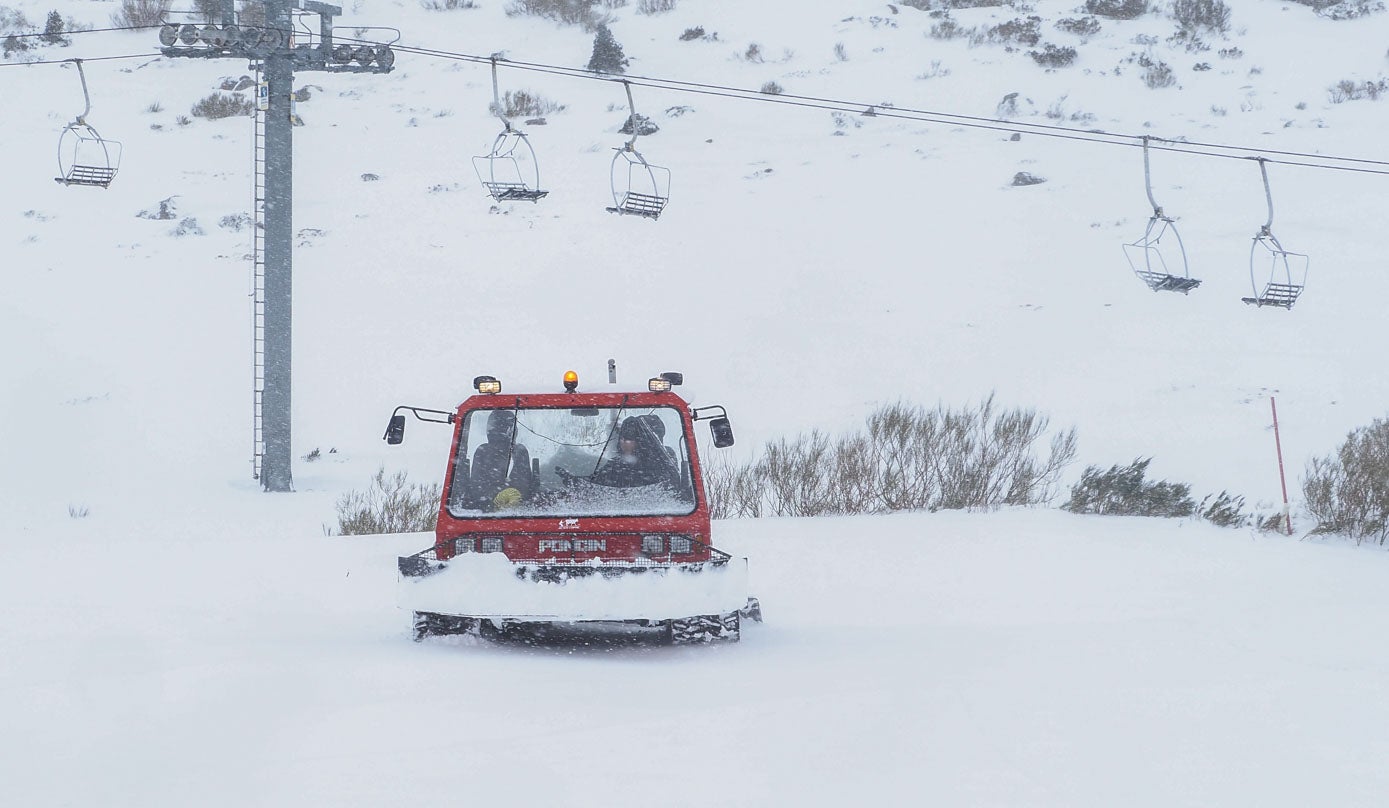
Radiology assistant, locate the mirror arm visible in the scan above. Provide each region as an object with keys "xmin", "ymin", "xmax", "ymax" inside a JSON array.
[
  {"xmin": 394, "ymin": 405, "xmax": 456, "ymax": 425},
  {"xmin": 691, "ymin": 405, "xmax": 728, "ymax": 422}
]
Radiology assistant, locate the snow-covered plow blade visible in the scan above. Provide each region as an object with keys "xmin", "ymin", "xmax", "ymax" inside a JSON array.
[{"xmin": 399, "ymin": 547, "xmax": 759, "ymax": 644}]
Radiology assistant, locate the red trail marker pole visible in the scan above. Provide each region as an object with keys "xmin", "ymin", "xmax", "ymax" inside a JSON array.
[{"xmin": 1271, "ymin": 397, "xmax": 1293, "ymax": 536}]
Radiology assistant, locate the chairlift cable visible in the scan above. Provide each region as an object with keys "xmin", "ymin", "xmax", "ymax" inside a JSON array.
[
  {"xmin": 4, "ymin": 23, "xmax": 165, "ymax": 39},
  {"xmin": 0, "ymin": 52, "xmax": 163, "ymax": 67},
  {"xmin": 6, "ymin": 34, "xmax": 1389, "ymax": 176},
  {"xmin": 360, "ymin": 39, "xmax": 1389, "ymax": 176}
]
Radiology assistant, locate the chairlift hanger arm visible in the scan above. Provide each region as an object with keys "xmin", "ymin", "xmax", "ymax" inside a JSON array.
[
  {"xmin": 1255, "ymin": 156, "xmax": 1275, "ymax": 234},
  {"xmin": 1141, "ymin": 135, "xmax": 1164, "ymax": 217},
  {"xmin": 489, "ymin": 54, "xmax": 514, "ymax": 131},
  {"xmin": 65, "ymin": 59, "xmax": 92, "ymax": 125},
  {"xmin": 621, "ymin": 79, "xmax": 640, "ymax": 150}
]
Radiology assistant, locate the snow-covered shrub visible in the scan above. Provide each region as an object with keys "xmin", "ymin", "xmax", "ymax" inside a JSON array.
[
  {"xmin": 929, "ymin": 17, "xmax": 975, "ymax": 40},
  {"xmin": 111, "ymin": 0, "xmax": 171, "ymax": 27},
  {"xmin": 1197, "ymin": 491, "xmax": 1251, "ymax": 528},
  {"xmin": 1138, "ymin": 53, "xmax": 1176, "ymax": 87},
  {"xmin": 586, "ymin": 23, "xmax": 628, "ymax": 73},
  {"xmin": 1056, "ymin": 15, "xmax": 1101, "ymax": 36},
  {"xmin": 905, "ymin": 0, "xmax": 1009, "ymax": 7},
  {"xmin": 1303, "ymin": 415, "xmax": 1389, "ymax": 544},
  {"xmin": 171, "ymin": 217, "xmax": 204, "ymax": 237},
  {"xmin": 759, "ymin": 81, "xmax": 784, "ymax": 95},
  {"xmin": 0, "ymin": 6, "xmax": 32, "ymax": 34},
  {"xmin": 1085, "ymin": 0, "xmax": 1147, "ymax": 19},
  {"xmin": 1062, "ymin": 458, "xmax": 1197, "ymax": 517},
  {"xmin": 421, "ymin": 0, "xmax": 477, "ymax": 9},
  {"xmin": 706, "ymin": 395, "xmax": 1078, "ymax": 519},
  {"xmin": 618, "ymin": 113, "xmax": 657, "ymax": 135},
  {"xmin": 137, "ymin": 196, "xmax": 179, "ymax": 220},
  {"xmin": 679, "ymin": 26, "xmax": 704, "ymax": 40},
  {"xmin": 2, "ymin": 33, "xmax": 28, "ymax": 57},
  {"xmin": 190, "ymin": 91, "xmax": 254, "ymax": 119},
  {"xmin": 493, "ymin": 89, "xmax": 565, "ymax": 118},
  {"xmin": 976, "ymin": 16, "xmax": 1041, "ymax": 46},
  {"xmin": 1030, "ymin": 43, "xmax": 1077, "ymax": 67},
  {"xmin": 1171, "ymin": 0, "xmax": 1230, "ymax": 34},
  {"xmin": 333, "ymin": 467, "xmax": 441, "ymax": 535},
  {"xmin": 507, "ymin": 0, "xmax": 608, "ymax": 30},
  {"xmin": 637, "ymin": 0, "xmax": 676, "ymax": 14},
  {"xmin": 1328, "ymin": 77, "xmax": 1389, "ymax": 103},
  {"xmin": 1292, "ymin": 0, "xmax": 1385, "ymax": 18}
]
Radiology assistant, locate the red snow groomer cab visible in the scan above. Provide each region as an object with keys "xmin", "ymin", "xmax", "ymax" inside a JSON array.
[{"xmin": 386, "ymin": 370, "xmax": 761, "ymax": 645}]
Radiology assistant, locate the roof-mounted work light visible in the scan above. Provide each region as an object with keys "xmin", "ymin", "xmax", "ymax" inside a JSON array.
[
  {"xmin": 649, "ymin": 372, "xmax": 682, "ymax": 392},
  {"xmin": 563, "ymin": 371, "xmax": 579, "ymax": 393},
  {"xmin": 473, "ymin": 375, "xmax": 501, "ymax": 395}
]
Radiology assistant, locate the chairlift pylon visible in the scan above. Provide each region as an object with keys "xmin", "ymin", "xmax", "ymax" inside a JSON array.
[
  {"xmin": 471, "ymin": 56, "xmax": 548, "ymax": 203},
  {"xmin": 54, "ymin": 59, "xmax": 122, "ymax": 189},
  {"xmin": 1123, "ymin": 137, "xmax": 1200, "ymax": 294},
  {"xmin": 606, "ymin": 80, "xmax": 670, "ymax": 220},
  {"xmin": 1242, "ymin": 158, "xmax": 1308, "ymax": 310}
]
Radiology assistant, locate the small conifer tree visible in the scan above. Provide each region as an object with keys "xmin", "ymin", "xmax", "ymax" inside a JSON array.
[
  {"xmin": 42, "ymin": 10, "xmax": 68, "ymax": 46},
  {"xmin": 586, "ymin": 23, "xmax": 628, "ymax": 74}
]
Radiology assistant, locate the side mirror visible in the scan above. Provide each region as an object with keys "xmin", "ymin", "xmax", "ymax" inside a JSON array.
[
  {"xmin": 709, "ymin": 417, "xmax": 735, "ymax": 448},
  {"xmin": 384, "ymin": 414, "xmax": 406, "ymax": 445}
]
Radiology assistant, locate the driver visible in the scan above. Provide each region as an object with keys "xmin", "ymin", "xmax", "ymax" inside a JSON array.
[{"xmin": 563, "ymin": 416, "xmax": 678, "ymax": 489}]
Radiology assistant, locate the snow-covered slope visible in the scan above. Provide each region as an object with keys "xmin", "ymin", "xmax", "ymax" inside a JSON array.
[
  {"xmin": 4, "ymin": 1, "xmax": 1389, "ymax": 803},
  {"xmin": 7, "ymin": 509, "xmax": 1389, "ymax": 807}
]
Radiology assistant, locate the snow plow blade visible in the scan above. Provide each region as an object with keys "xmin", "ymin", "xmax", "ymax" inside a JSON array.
[{"xmin": 398, "ymin": 546, "xmax": 753, "ymax": 627}]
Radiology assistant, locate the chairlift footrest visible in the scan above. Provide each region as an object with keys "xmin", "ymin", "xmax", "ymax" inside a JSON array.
[
  {"xmin": 608, "ymin": 192, "xmax": 667, "ymax": 219},
  {"xmin": 1243, "ymin": 283, "xmax": 1302, "ymax": 309},
  {"xmin": 484, "ymin": 182, "xmax": 548, "ymax": 202},
  {"xmin": 1137, "ymin": 272, "xmax": 1202, "ymax": 294},
  {"xmin": 56, "ymin": 165, "xmax": 117, "ymax": 188}
]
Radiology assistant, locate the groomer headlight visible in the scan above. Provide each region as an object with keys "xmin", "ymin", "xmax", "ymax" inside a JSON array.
[
  {"xmin": 473, "ymin": 375, "xmax": 501, "ymax": 395},
  {"xmin": 641, "ymin": 535, "xmax": 666, "ymax": 554},
  {"xmin": 648, "ymin": 377, "xmax": 672, "ymax": 393}
]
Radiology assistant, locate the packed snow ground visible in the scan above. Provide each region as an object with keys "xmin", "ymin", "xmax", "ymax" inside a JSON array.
[
  {"xmin": 7, "ymin": 511, "xmax": 1389, "ymax": 806},
  {"xmin": 4, "ymin": 1, "xmax": 1389, "ymax": 805}
]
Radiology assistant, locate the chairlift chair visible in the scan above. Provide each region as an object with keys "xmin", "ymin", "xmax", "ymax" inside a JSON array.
[
  {"xmin": 1242, "ymin": 159, "xmax": 1308, "ymax": 310},
  {"xmin": 55, "ymin": 60, "xmax": 122, "ymax": 189},
  {"xmin": 606, "ymin": 80, "xmax": 670, "ymax": 220},
  {"xmin": 1123, "ymin": 137, "xmax": 1200, "ymax": 294},
  {"xmin": 472, "ymin": 56, "xmax": 548, "ymax": 202}
]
